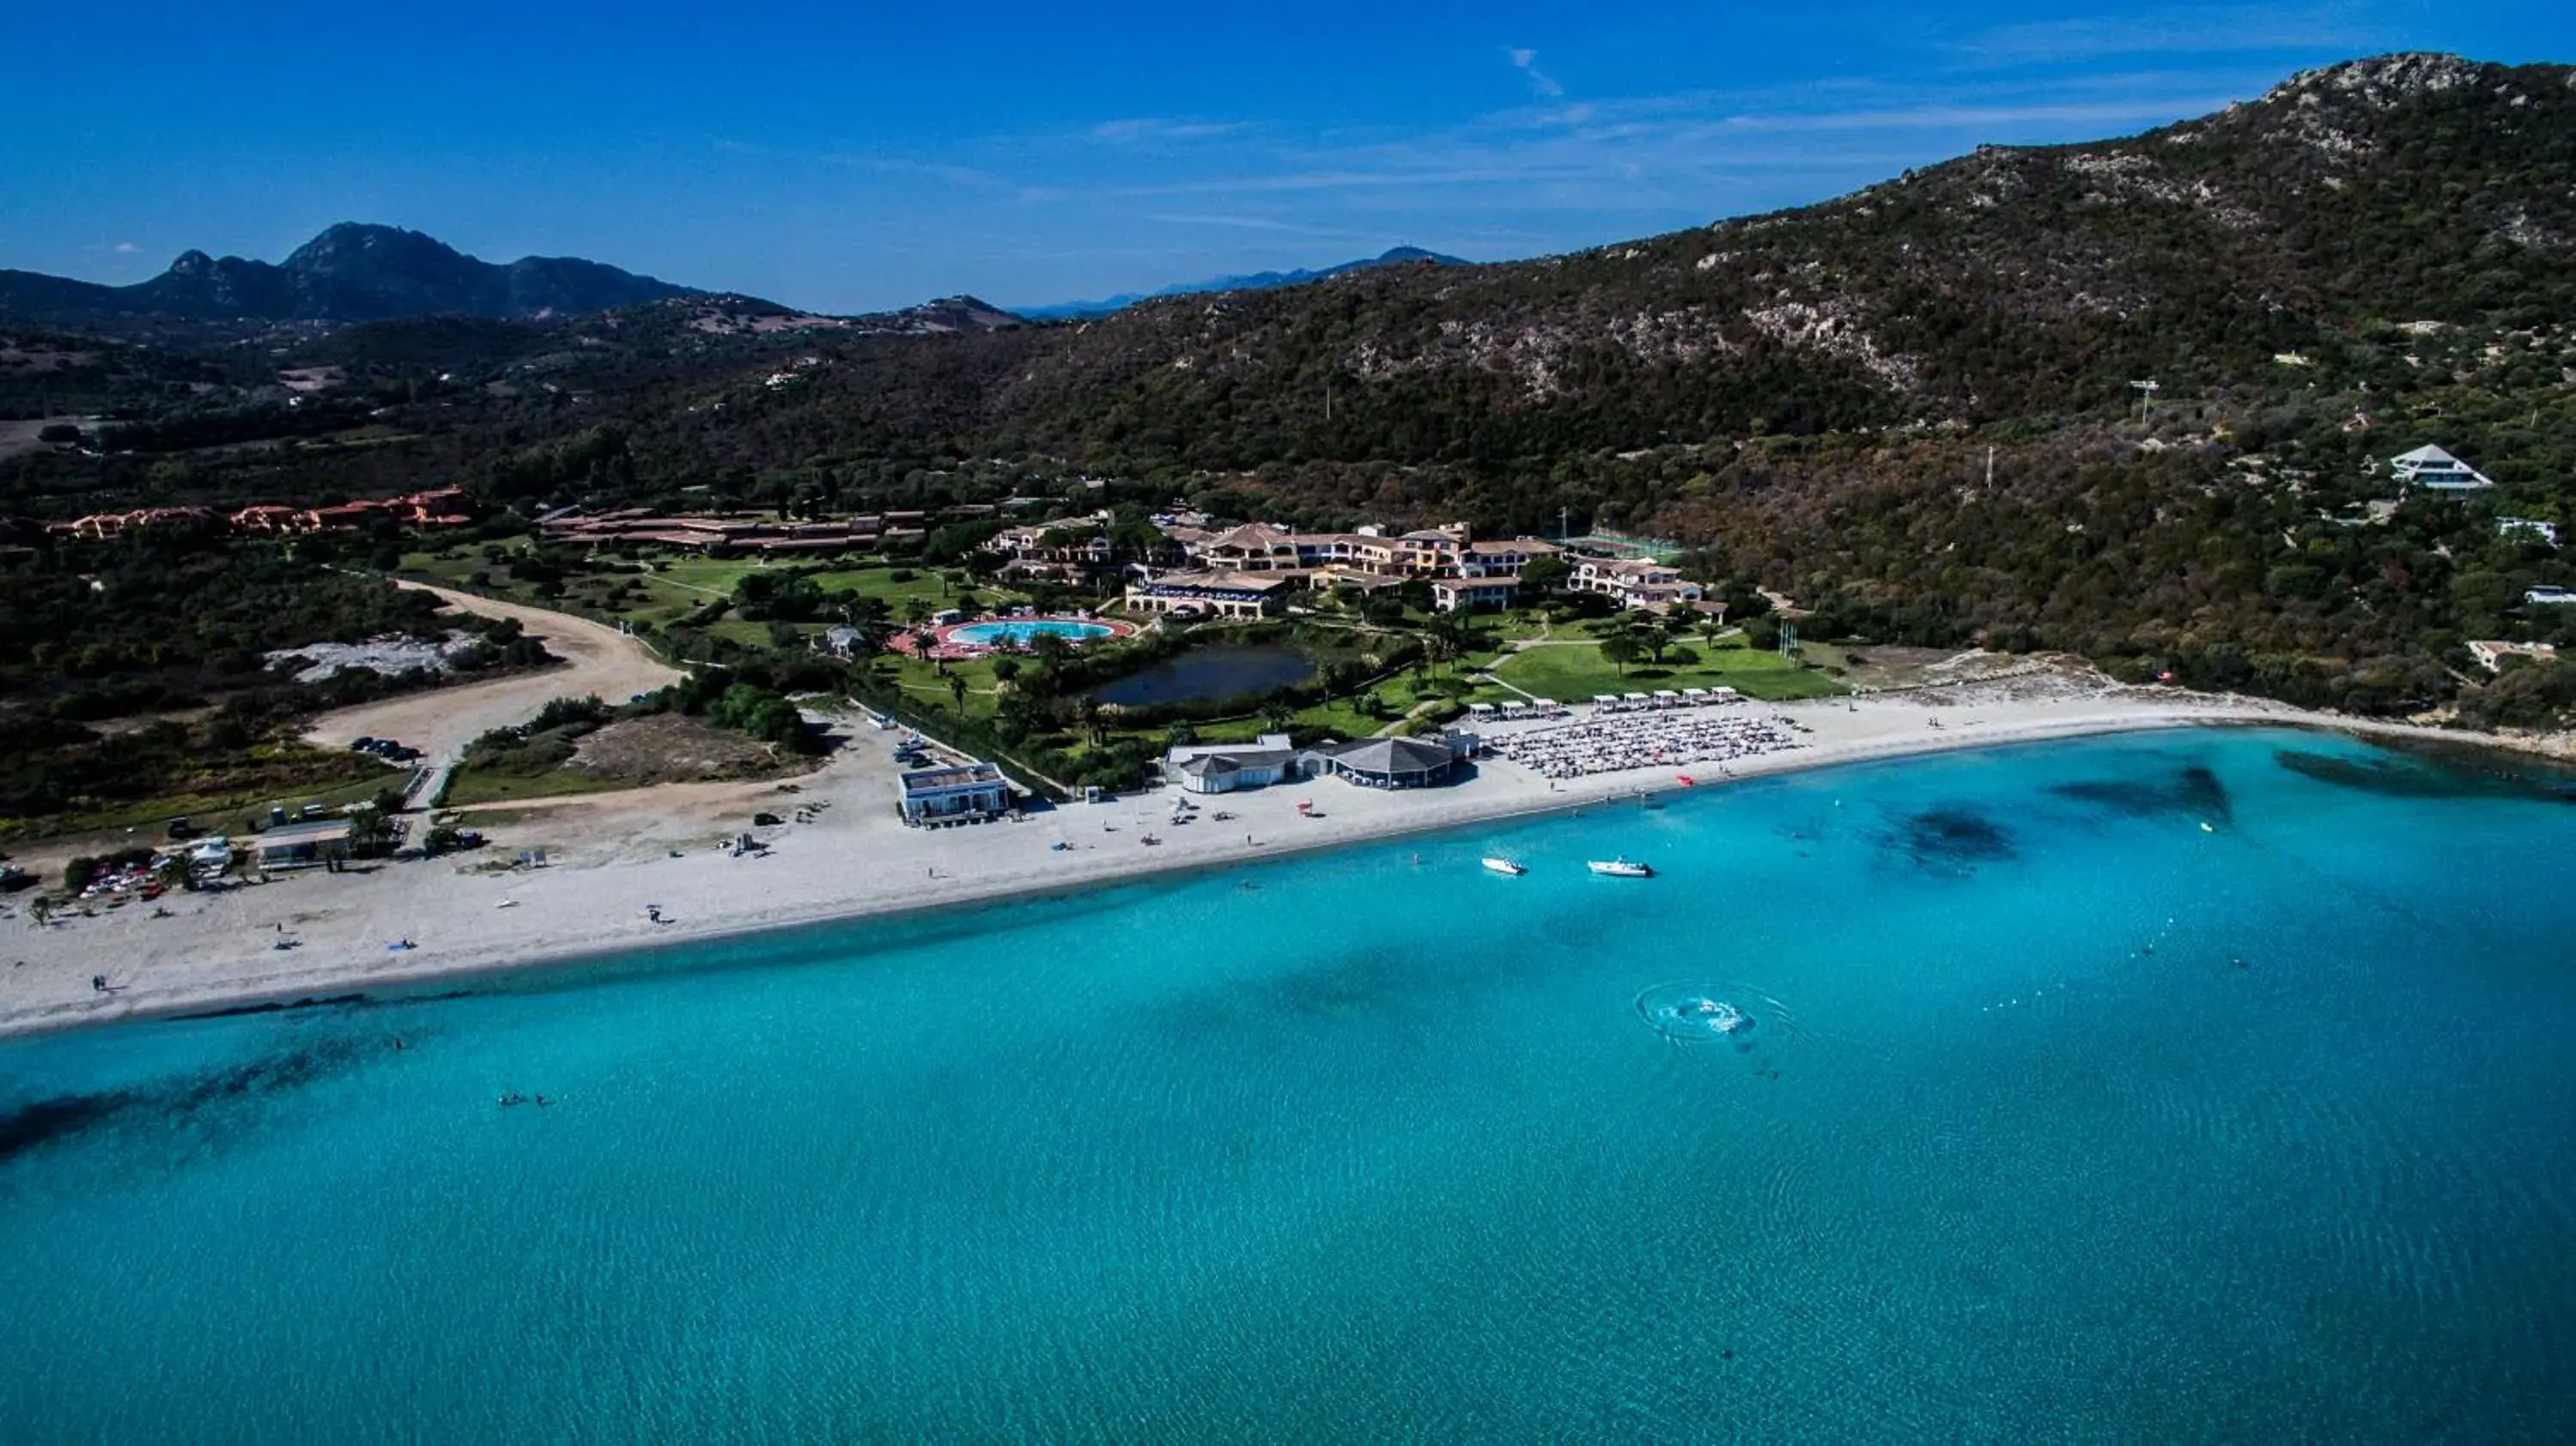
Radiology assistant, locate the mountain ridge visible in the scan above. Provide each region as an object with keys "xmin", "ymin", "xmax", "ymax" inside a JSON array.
[
  {"xmin": 0, "ymin": 222, "xmax": 697, "ymax": 325},
  {"xmin": 1015, "ymin": 246, "xmax": 1468, "ymax": 320}
]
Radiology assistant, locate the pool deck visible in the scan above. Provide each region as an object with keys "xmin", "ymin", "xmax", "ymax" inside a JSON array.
[{"xmin": 888, "ymin": 615, "xmax": 1139, "ymax": 660}]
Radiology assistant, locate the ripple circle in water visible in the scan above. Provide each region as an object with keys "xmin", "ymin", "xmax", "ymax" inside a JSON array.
[{"xmin": 1637, "ymin": 981, "xmax": 1759, "ymax": 1042}]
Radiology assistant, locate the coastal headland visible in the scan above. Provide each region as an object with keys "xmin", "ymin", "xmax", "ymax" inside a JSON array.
[{"xmin": 0, "ymin": 664, "xmax": 2562, "ymax": 1039}]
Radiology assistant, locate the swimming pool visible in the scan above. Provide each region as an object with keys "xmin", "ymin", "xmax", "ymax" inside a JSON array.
[{"xmin": 946, "ymin": 617, "xmax": 1116, "ymax": 647}]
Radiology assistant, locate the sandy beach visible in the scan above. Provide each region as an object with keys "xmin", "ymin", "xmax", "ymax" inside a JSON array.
[{"xmin": 0, "ymin": 665, "xmax": 2554, "ymax": 1038}]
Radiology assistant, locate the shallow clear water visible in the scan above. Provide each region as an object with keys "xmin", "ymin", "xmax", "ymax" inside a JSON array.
[
  {"xmin": 1089, "ymin": 644, "xmax": 1316, "ymax": 706},
  {"xmin": 6, "ymin": 730, "xmax": 2576, "ymax": 1443},
  {"xmin": 946, "ymin": 618, "xmax": 1113, "ymax": 647}
]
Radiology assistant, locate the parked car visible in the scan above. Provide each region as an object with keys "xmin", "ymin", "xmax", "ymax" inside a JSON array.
[{"xmin": 166, "ymin": 817, "xmax": 196, "ymax": 841}]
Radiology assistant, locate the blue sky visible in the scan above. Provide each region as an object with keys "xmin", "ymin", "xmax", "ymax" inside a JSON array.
[{"xmin": 4, "ymin": 1, "xmax": 2567, "ymax": 313}]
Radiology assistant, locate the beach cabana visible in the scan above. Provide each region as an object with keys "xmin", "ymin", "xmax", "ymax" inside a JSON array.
[
  {"xmin": 255, "ymin": 818, "xmax": 353, "ymax": 872},
  {"xmin": 1653, "ymin": 690, "xmax": 1680, "ymax": 706}
]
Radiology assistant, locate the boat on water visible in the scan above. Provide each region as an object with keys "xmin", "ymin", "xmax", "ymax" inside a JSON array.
[
  {"xmin": 1588, "ymin": 857, "xmax": 1654, "ymax": 878},
  {"xmin": 1481, "ymin": 856, "xmax": 1527, "ymax": 876}
]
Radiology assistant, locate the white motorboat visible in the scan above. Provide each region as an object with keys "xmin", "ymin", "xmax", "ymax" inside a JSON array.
[
  {"xmin": 1481, "ymin": 857, "xmax": 1527, "ymax": 876},
  {"xmin": 1587, "ymin": 857, "xmax": 1654, "ymax": 878}
]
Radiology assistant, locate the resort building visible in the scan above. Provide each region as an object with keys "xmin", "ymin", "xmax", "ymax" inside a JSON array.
[
  {"xmin": 2526, "ymin": 586, "xmax": 2576, "ymax": 606},
  {"xmin": 1122, "ymin": 570, "xmax": 1285, "ymax": 620},
  {"xmin": 1571, "ymin": 557, "xmax": 1708, "ymax": 612},
  {"xmin": 1430, "ymin": 577, "xmax": 1518, "ymax": 613},
  {"xmin": 2468, "ymin": 640, "xmax": 2558, "ymax": 672},
  {"xmin": 2390, "ymin": 445, "xmax": 2495, "ymax": 491},
  {"xmin": 1458, "ymin": 538, "xmax": 1563, "ymax": 577},
  {"xmin": 980, "ymin": 511, "xmax": 1133, "ymax": 582},
  {"xmin": 895, "ymin": 761, "xmax": 1013, "ymax": 826},
  {"xmin": 1196, "ymin": 524, "xmax": 1307, "ymax": 573},
  {"xmin": 1151, "ymin": 513, "xmax": 1698, "ymax": 615},
  {"xmin": 2499, "ymin": 517, "xmax": 2561, "ymax": 549}
]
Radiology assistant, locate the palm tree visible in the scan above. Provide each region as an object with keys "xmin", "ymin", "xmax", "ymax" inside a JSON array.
[
  {"xmin": 154, "ymin": 852, "xmax": 195, "ymax": 895},
  {"xmin": 1640, "ymin": 625, "xmax": 1670, "ymax": 668},
  {"xmin": 27, "ymin": 896, "xmax": 53, "ymax": 929},
  {"xmin": 1075, "ymin": 696, "xmax": 1109, "ymax": 747},
  {"xmin": 1258, "ymin": 700, "xmax": 1297, "ymax": 735},
  {"xmin": 946, "ymin": 673, "xmax": 969, "ymax": 711}
]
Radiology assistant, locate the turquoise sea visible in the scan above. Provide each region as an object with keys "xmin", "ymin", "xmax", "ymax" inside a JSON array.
[{"xmin": 5, "ymin": 729, "xmax": 2576, "ymax": 1443}]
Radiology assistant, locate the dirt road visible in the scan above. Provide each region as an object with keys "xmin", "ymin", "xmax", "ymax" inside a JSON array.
[{"xmin": 302, "ymin": 582, "xmax": 683, "ymax": 768}]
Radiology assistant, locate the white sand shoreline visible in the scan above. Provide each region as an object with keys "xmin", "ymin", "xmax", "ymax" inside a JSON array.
[{"xmin": 2, "ymin": 677, "xmax": 2560, "ymax": 1041}]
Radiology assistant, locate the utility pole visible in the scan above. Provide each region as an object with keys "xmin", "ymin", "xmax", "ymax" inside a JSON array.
[
  {"xmin": 1984, "ymin": 446, "xmax": 1996, "ymax": 489},
  {"xmin": 1558, "ymin": 506, "xmax": 1571, "ymax": 542},
  {"xmin": 2129, "ymin": 379, "xmax": 2161, "ymax": 425}
]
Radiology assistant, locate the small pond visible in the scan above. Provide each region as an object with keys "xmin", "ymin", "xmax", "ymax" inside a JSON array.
[{"xmin": 1089, "ymin": 645, "xmax": 1318, "ymax": 707}]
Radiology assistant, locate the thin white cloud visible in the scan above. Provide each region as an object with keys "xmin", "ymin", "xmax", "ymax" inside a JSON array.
[
  {"xmin": 1701, "ymin": 95, "xmax": 2243, "ymax": 133},
  {"xmin": 1505, "ymin": 47, "xmax": 1564, "ymax": 99},
  {"xmin": 1953, "ymin": 5, "xmax": 2379, "ymax": 64},
  {"xmin": 1090, "ymin": 117, "xmax": 1246, "ymax": 144},
  {"xmin": 1143, "ymin": 212, "xmax": 1370, "ymax": 238},
  {"xmin": 820, "ymin": 154, "xmax": 1009, "ymax": 190},
  {"xmin": 114, "ymin": 241, "xmax": 140, "ymax": 253},
  {"xmin": 1103, "ymin": 74, "xmax": 2240, "ymax": 209}
]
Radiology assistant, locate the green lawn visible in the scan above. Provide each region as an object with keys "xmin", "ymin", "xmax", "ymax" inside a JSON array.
[
  {"xmin": 872, "ymin": 655, "xmax": 1009, "ymax": 719},
  {"xmin": 398, "ymin": 549, "xmax": 1030, "ymax": 635},
  {"xmin": 805, "ymin": 565, "xmax": 1028, "ymax": 613},
  {"xmin": 1486, "ymin": 639, "xmax": 1845, "ymax": 702}
]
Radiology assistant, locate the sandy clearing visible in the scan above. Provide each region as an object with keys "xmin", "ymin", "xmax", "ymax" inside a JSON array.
[{"xmin": 302, "ymin": 581, "xmax": 683, "ymax": 764}]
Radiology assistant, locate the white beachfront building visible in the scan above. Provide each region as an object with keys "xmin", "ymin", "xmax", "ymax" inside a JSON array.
[
  {"xmin": 2389, "ymin": 445, "xmax": 2494, "ymax": 491},
  {"xmin": 1569, "ymin": 556, "xmax": 1708, "ymax": 613},
  {"xmin": 1164, "ymin": 734, "xmax": 1316, "ymax": 793}
]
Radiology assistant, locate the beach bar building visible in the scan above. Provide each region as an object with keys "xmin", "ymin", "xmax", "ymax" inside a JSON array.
[
  {"xmin": 1164, "ymin": 734, "xmax": 1316, "ymax": 794},
  {"xmin": 1314, "ymin": 736, "xmax": 1459, "ymax": 789},
  {"xmin": 254, "ymin": 818, "xmax": 354, "ymax": 871},
  {"xmin": 896, "ymin": 761, "xmax": 1013, "ymax": 825}
]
